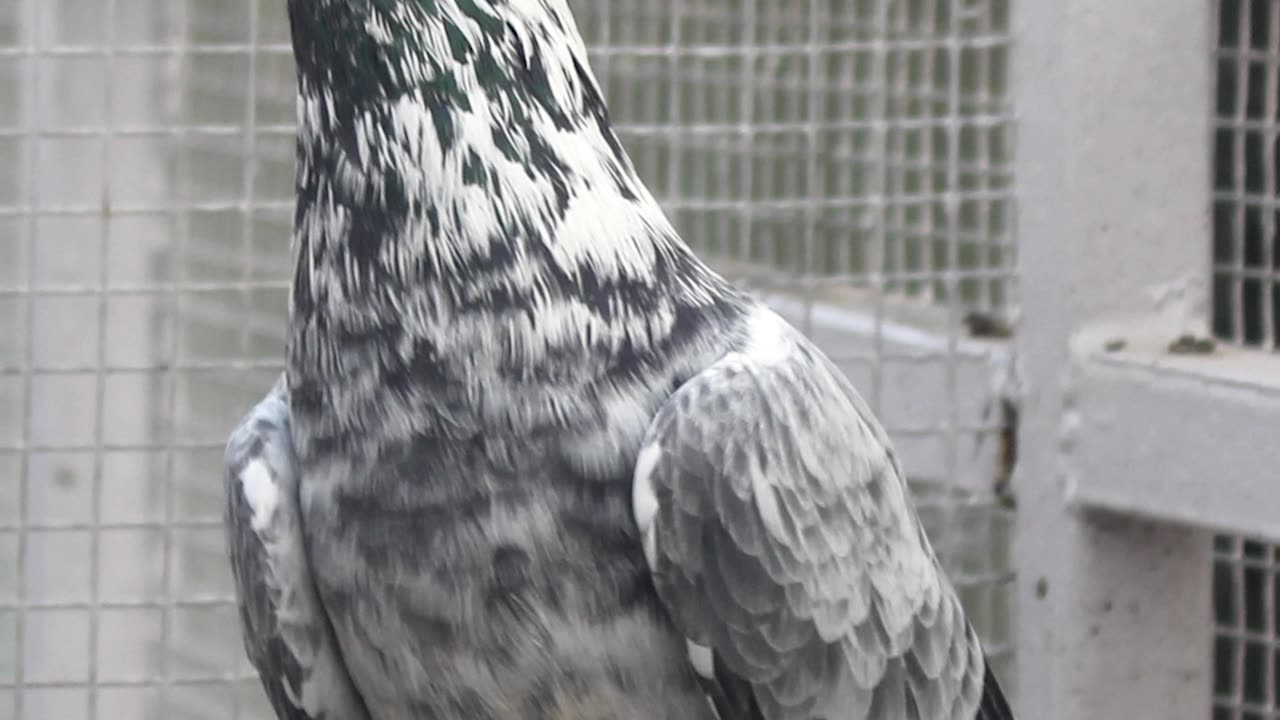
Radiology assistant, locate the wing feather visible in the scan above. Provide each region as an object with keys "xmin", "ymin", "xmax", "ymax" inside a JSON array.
[
  {"xmin": 224, "ymin": 376, "xmax": 369, "ymax": 720},
  {"xmin": 634, "ymin": 307, "xmax": 1013, "ymax": 719}
]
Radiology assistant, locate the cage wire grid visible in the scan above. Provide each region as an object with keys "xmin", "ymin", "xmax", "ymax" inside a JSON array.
[
  {"xmin": 1215, "ymin": 0, "xmax": 1280, "ymax": 352},
  {"xmin": 1213, "ymin": 2, "xmax": 1280, "ymax": 719},
  {"xmin": 0, "ymin": 0, "xmax": 1015, "ymax": 718}
]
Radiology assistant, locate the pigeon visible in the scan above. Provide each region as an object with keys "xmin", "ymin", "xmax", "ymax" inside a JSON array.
[{"xmin": 223, "ymin": 1, "xmax": 1016, "ymax": 718}]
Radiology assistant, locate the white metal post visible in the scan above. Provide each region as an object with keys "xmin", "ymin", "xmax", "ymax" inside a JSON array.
[{"xmin": 1014, "ymin": 0, "xmax": 1215, "ymax": 717}]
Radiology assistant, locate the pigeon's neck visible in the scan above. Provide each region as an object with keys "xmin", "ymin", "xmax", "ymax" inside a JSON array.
[
  {"xmin": 284, "ymin": 0, "xmax": 748, "ymax": 443},
  {"xmin": 286, "ymin": 0, "xmax": 716, "ymax": 315}
]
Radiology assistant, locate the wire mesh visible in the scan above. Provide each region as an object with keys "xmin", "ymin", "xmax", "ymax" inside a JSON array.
[
  {"xmin": 0, "ymin": 1, "xmax": 1016, "ymax": 718},
  {"xmin": 1214, "ymin": 536, "xmax": 1280, "ymax": 720},
  {"xmin": 1214, "ymin": 0, "xmax": 1280, "ymax": 350},
  {"xmin": 1213, "ymin": 3, "xmax": 1280, "ymax": 718},
  {"xmin": 574, "ymin": 0, "xmax": 1015, "ymax": 309}
]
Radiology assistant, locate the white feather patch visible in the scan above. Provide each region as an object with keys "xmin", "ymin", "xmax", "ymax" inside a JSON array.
[
  {"xmin": 686, "ymin": 639, "xmax": 715, "ymax": 680},
  {"xmin": 742, "ymin": 306, "xmax": 795, "ymax": 366},
  {"xmin": 240, "ymin": 460, "xmax": 280, "ymax": 533},
  {"xmin": 632, "ymin": 442, "xmax": 662, "ymax": 568}
]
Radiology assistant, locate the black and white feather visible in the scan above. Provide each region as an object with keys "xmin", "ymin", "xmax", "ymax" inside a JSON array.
[
  {"xmin": 224, "ymin": 377, "xmax": 368, "ymax": 720},
  {"xmin": 222, "ymin": 1, "xmax": 1017, "ymax": 718}
]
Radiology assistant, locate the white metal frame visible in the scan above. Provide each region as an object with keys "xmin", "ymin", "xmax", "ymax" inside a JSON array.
[{"xmin": 1008, "ymin": 0, "xmax": 1280, "ymax": 717}]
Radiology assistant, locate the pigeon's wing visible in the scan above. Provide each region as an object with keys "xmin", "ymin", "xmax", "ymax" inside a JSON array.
[
  {"xmin": 224, "ymin": 376, "xmax": 369, "ymax": 720},
  {"xmin": 633, "ymin": 307, "xmax": 1013, "ymax": 720}
]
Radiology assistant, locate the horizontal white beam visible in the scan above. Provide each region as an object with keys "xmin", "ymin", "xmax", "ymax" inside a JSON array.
[{"xmin": 1068, "ymin": 314, "xmax": 1280, "ymax": 541}]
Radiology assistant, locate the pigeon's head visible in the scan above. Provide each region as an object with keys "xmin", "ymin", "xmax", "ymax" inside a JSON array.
[{"xmin": 286, "ymin": 0, "xmax": 600, "ymax": 119}]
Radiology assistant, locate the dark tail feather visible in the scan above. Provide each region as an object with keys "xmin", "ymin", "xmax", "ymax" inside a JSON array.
[{"xmin": 976, "ymin": 659, "xmax": 1015, "ymax": 720}]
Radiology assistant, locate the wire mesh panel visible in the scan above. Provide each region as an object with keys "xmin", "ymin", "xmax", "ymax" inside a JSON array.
[
  {"xmin": 1214, "ymin": 3, "xmax": 1280, "ymax": 718},
  {"xmin": 1214, "ymin": 536, "xmax": 1280, "ymax": 720},
  {"xmin": 0, "ymin": 1, "xmax": 1016, "ymax": 718},
  {"xmin": 1215, "ymin": 0, "xmax": 1280, "ymax": 349},
  {"xmin": 1, "ymin": 1, "xmax": 290, "ymax": 718},
  {"xmin": 572, "ymin": 0, "xmax": 1015, "ymax": 309}
]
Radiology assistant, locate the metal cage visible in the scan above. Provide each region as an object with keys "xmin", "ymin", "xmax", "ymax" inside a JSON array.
[
  {"xmin": 32, "ymin": 0, "xmax": 1275, "ymax": 718},
  {"xmin": 1212, "ymin": 3, "xmax": 1280, "ymax": 718}
]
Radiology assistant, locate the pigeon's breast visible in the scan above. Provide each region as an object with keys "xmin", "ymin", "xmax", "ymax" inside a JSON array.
[{"xmin": 297, "ymin": 427, "xmax": 709, "ymax": 718}]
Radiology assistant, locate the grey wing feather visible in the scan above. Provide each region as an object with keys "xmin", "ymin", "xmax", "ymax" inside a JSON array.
[
  {"xmin": 634, "ymin": 309, "xmax": 1013, "ymax": 719},
  {"xmin": 224, "ymin": 376, "xmax": 369, "ymax": 720},
  {"xmin": 977, "ymin": 663, "xmax": 1015, "ymax": 720}
]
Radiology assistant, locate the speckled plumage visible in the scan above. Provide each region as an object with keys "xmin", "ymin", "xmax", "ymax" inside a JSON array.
[{"xmin": 223, "ymin": 1, "xmax": 1015, "ymax": 718}]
